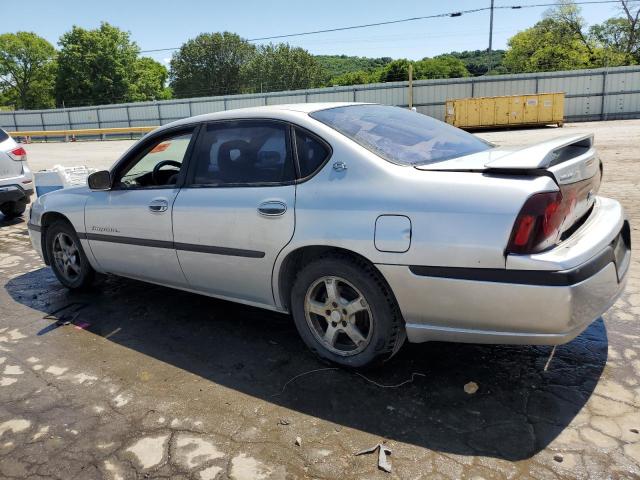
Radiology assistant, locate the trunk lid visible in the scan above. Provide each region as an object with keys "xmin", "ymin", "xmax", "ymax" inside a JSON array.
[{"xmin": 415, "ymin": 133, "xmax": 601, "ymax": 238}]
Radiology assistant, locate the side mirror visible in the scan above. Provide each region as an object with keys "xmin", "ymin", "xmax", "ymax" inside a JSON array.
[{"xmin": 88, "ymin": 170, "xmax": 112, "ymax": 191}]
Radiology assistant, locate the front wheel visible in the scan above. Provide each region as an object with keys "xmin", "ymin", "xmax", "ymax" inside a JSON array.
[
  {"xmin": 290, "ymin": 255, "xmax": 405, "ymax": 368},
  {"xmin": 45, "ymin": 220, "xmax": 95, "ymax": 290}
]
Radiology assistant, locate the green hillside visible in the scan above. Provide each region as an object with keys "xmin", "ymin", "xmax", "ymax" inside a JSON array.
[
  {"xmin": 446, "ymin": 50, "xmax": 507, "ymax": 76},
  {"xmin": 315, "ymin": 55, "xmax": 393, "ymax": 79}
]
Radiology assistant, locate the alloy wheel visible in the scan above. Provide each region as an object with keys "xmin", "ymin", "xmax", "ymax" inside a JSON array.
[
  {"xmin": 52, "ymin": 232, "xmax": 81, "ymax": 282},
  {"xmin": 304, "ymin": 276, "xmax": 373, "ymax": 356}
]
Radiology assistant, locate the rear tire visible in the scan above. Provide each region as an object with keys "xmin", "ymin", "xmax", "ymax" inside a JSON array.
[
  {"xmin": 45, "ymin": 220, "xmax": 95, "ymax": 290},
  {"xmin": 0, "ymin": 201, "xmax": 26, "ymax": 219},
  {"xmin": 290, "ymin": 254, "xmax": 405, "ymax": 368}
]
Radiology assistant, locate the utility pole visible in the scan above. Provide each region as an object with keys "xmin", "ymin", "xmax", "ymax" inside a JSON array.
[
  {"xmin": 408, "ymin": 64, "xmax": 413, "ymax": 109},
  {"xmin": 487, "ymin": 0, "xmax": 495, "ymax": 74}
]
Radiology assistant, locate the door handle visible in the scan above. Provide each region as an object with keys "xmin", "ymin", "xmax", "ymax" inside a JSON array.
[
  {"xmin": 148, "ymin": 199, "xmax": 169, "ymax": 213},
  {"xmin": 258, "ymin": 201, "xmax": 287, "ymax": 216}
]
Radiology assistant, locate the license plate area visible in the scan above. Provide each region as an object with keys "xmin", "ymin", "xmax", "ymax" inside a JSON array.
[{"xmin": 613, "ymin": 221, "xmax": 631, "ymax": 282}]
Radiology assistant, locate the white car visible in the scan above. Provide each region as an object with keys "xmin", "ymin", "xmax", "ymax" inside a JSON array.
[
  {"xmin": 0, "ymin": 128, "xmax": 33, "ymax": 219},
  {"xmin": 27, "ymin": 103, "xmax": 630, "ymax": 368}
]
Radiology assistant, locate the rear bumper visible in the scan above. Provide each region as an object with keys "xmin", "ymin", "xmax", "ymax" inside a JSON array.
[
  {"xmin": 0, "ymin": 183, "xmax": 33, "ymax": 205},
  {"xmin": 378, "ymin": 198, "xmax": 630, "ymax": 345},
  {"xmin": 27, "ymin": 222, "xmax": 45, "ymax": 262}
]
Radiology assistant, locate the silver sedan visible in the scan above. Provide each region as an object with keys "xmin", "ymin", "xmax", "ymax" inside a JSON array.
[{"xmin": 27, "ymin": 103, "xmax": 630, "ymax": 368}]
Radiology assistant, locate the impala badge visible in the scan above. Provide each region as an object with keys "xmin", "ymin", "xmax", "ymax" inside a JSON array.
[{"xmin": 91, "ymin": 226, "xmax": 120, "ymax": 233}]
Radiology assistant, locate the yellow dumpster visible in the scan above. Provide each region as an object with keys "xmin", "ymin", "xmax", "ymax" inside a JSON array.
[{"xmin": 445, "ymin": 93, "xmax": 564, "ymax": 129}]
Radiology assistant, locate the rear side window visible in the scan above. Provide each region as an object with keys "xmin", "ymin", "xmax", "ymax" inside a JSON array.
[
  {"xmin": 192, "ymin": 121, "xmax": 295, "ymax": 185},
  {"xmin": 295, "ymin": 129, "xmax": 330, "ymax": 178},
  {"xmin": 0, "ymin": 129, "xmax": 9, "ymax": 142},
  {"xmin": 310, "ymin": 104, "xmax": 492, "ymax": 166}
]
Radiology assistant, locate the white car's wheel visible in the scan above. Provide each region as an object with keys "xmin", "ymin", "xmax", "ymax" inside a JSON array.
[
  {"xmin": 291, "ymin": 254, "xmax": 405, "ymax": 368},
  {"xmin": 0, "ymin": 201, "xmax": 26, "ymax": 219},
  {"xmin": 46, "ymin": 220, "xmax": 95, "ymax": 290}
]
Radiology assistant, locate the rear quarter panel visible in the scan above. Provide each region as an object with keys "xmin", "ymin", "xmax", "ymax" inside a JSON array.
[{"xmin": 273, "ymin": 123, "xmax": 557, "ymax": 308}]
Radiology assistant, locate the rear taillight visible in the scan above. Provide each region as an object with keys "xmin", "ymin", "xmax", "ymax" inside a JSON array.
[
  {"xmin": 8, "ymin": 147, "xmax": 27, "ymax": 162},
  {"xmin": 507, "ymin": 191, "xmax": 572, "ymax": 254}
]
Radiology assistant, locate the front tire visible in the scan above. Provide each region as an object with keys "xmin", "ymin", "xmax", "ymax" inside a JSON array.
[
  {"xmin": 45, "ymin": 220, "xmax": 95, "ymax": 290},
  {"xmin": 0, "ymin": 201, "xmax": 26, "ymax": 219},
  {"xmin": 290, "ymin": 254, "xmax": 405, "ymax": 368}
]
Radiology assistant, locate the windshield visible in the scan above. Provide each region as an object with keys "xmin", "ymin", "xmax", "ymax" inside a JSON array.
[{"xmin": 310, "ymin": 104, "xmax": 492, "ymax": 166}]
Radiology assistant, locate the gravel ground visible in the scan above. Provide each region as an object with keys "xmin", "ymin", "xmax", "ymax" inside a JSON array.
[{"xmin": 0, "ymin": 119, "xmax": 638, "ymax": 479}]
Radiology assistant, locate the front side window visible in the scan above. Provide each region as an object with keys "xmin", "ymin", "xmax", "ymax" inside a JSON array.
[
  {"xmin": 191, "ymin": 121, "xmax": 295, "ymax": 186},
  {"xmin": 310, "ymin": 104, "xmax": 492, "ymax": 166},
  {"xmin": 116, "ymin": 131, "xmax": 193, "ymax": 188},
  {"xmin": 295, "ymin": 129, "xmax": 330, "ymax": 178}
]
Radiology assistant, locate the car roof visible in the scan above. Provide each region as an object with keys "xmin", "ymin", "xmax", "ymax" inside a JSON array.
[
  {"xmin": 156, "ymin": 102, "xmax": 372, "ymax": 132},
  {"xmin": 254, "ymin": 102, "xmax": 367, "ymax": 113}
]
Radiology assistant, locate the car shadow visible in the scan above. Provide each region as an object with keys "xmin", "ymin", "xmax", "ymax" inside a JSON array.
[{"xmin": 5, "ymin": 267, "xmax": 607, "ymax": 461}]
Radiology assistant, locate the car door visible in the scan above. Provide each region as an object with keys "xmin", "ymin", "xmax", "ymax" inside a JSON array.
[
  {"xmin": 84, "ymin": 127, "xmax": 196, "ymax": 287},
  {"xmin": 172, "ymin": 120, "xmax": 296, "ymax": 307}
]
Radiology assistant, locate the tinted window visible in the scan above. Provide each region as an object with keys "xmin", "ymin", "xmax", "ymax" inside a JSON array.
[
  {"xmin": 192, "ymin": 121, "xmax": 295, "ymax": 185},
  {"xmin": 0, "ymin": 129, "xmax": 9, "ymax": 142},
  {"xmin": 117, "ymin": 131, "xmax": 193, "ymax": 188},
  {"xmin": 310, "ymin": 104, "xmax": 492, "ymax": 166},
  {"xmin": 295, "ymin": 129, "xmax": 329, "ymax": 177}
]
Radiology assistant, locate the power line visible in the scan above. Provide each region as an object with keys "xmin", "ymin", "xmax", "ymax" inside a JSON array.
[{"xmin": 139, "ymin": 0, "xmax": 640, "ymax": 54}]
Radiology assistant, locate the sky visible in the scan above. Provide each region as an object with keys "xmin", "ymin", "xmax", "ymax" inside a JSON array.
[{"xmin": 4, "ymin": 0, "xmax": 630, "ymax": 64}]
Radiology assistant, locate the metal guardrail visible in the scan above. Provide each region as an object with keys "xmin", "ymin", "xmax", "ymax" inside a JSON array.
[{"xmin": 8, "ymin": 126, "xmax": 158, "ymax": 141}]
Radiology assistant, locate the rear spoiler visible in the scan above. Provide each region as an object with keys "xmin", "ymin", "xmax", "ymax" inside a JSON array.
[{"xmin": 485, "ymin": 134, "xmax": 594, "ymax": 170}]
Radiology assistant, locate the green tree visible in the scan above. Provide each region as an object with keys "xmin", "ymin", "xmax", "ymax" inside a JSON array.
[
  {"xmin": 591, "ymin": 18, "xmax": 634, "ymax": 59},
  {"xmin": 169, "ymin": 32, "xmax": 254, "ymax": 97},
  {"xmin": 129, "ymin": 57, "xmax": 171, "ymax": 101},
  {"xmin": 316, "ymin": 55, "xmax": 392, "ymax": 78},
  {"xmin": 0, "ymin": 32, "xmax": 56, "ymax": 109},
  {"xmin": 616, "ymin": 0, "xmax": 640, "ymax": 62},
  {"xmin": 504, "ymin": 1, "xmax": 636, "ymax": 73},
  {"xmin": 378, "ymin": 59, "xmax": 412, "ymax": 82},
  {"xmin": 329, "ymin": 70, "xmax": 378, "ymax": 86},
  {"xmin": 447, "ymin": 50, "xmax": 506, "ymax": 76},
  {"xmin": 56, "ymin": 23, "xmax": 139, "ymax": 106},
  {"xmin": 546, "ymin": 0, "xmax": 594, "ymax": 56},
  {"xmin": 590, "ymin": 3, "xmax": 640, "ymax": 63},
  {"xmin": 241, "ymin": 43, "xmax": 325, "ymax": 92},
  {"xmin": 415, "ymin": 56, "xmax": 469, "ymax": 79},
  {"xmin": 504, "ymin": 17, "xmax": 594, "ymax": 72},
  {"xmin": 376, "ymin": 57, "xmax": 469, "ymax": 84},
  {"xmin": 548, "ymin": 0, "xmax": 638, "ymax": 65},
  {"xmin": 0, "ymin": 90, "xmax": 14, "ymax": 109}
]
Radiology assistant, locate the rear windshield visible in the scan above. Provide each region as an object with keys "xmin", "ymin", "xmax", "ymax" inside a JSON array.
[
  {"xmin": 310, "ymin": 104, "xmax": 492, "ymax": 166},
  {"xmin": 0, "ymin": 129, "xmax": 8, "ymax": 143}
]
